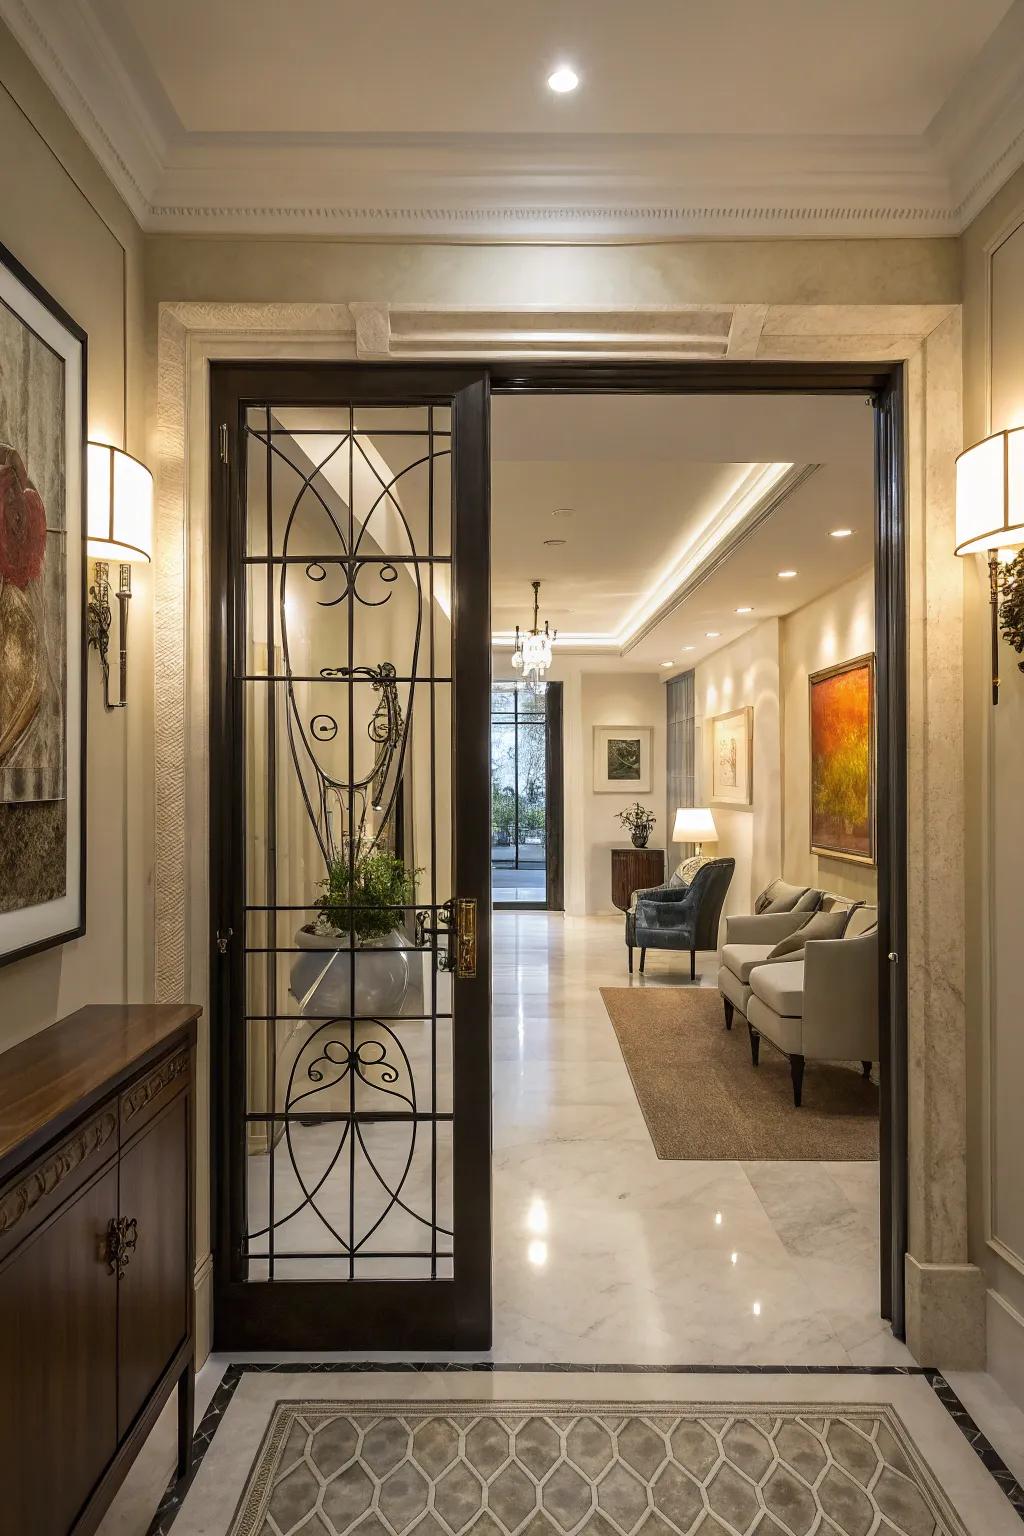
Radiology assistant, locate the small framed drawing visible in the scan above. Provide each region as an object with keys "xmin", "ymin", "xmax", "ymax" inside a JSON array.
[
  {"xmin": 593, "ymin": 725, "xmax": 653, "ymax": 793},
  {"xmin": 0, "ymin": 242, "xmax": 87, "ymax": 967},
  {"xmin": 709, "ymin": 707, "xmax": 753, "ymax": 806},
  {"xmin": 809, "ymin": 653, "xmax": 875, "ymax": 865}
]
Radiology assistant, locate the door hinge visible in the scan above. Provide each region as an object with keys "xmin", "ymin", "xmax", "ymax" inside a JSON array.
[{"xmin": 219, "ymin": 423, "xmax": 229, "ymax": 464}]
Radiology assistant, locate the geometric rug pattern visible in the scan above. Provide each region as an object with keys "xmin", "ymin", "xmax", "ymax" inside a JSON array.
[{"xmin": 228, "ymin": 1400, "xmax": 966, "ymax": 1536}]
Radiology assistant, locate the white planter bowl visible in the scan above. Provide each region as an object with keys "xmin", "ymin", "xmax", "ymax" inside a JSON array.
[{"xmin": 288, "ymin": 925, "xmax": 410, "ymax": 1018}]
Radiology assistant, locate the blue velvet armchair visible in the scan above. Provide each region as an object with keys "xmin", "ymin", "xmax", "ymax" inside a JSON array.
[{"xmin": 625, "ymin": 857, "xmax": 736, "ymax": 981}]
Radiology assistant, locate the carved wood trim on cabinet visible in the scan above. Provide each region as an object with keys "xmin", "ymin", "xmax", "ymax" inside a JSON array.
[{"xmin": 0, "ymin": 1003, "xmax": 200, "ymax": 1536}]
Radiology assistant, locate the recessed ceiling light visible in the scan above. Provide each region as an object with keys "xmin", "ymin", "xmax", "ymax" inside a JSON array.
[
  {"xmin": 543, "ymin": 537, "xmax": 567, "ymax": 546},
  {"xmin": 681, "ymin": 645, "xmax": 695, "ymax": 652},
  {"xmin": 830, "ymin": 527, "xmax": 853, "ymax": 538},
  {"xmin": 551, "ymin": 507, "xmax": 575, "ymax": 518},
  {"xmin": 778, "ymin": 569, "xmax": 798, "ymax": 579},
  {"xmin": 547, "ymin": 64, "xmax": 579, "ymax": 93},
  {"xmin": 705, "ymin": 630, "xmax": 720, "ymax": 638},
  {"xmin": 735, "ymin": 605, "xmax": 753, "ymax": 614},
  {"xmin": 660, "ymin": 660, "xmax": 673, "ymax": 668}
]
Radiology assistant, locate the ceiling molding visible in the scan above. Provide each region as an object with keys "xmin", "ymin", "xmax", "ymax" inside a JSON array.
[{"xmin": 5, "ymin": 0, "xmax": 1024, "ymax": 239}]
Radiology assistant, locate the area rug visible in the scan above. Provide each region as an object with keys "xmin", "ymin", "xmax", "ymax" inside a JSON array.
[
  {"xmin": 224, "ymin": 1398, "xmax": 967, "ymax": 1536},
  {"xmin": 600, "ymin": 987, "xmax": 878, "ymax": 1160}
]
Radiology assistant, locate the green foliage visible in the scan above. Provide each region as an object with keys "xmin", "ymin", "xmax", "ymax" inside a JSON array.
[
  {"xmin": 315, "ymin": 841, "xmax": 420, "ymax": 944},
  {"xmin": 1000, "ymin": 549, "xmax": 1024, "ymax": 665}
]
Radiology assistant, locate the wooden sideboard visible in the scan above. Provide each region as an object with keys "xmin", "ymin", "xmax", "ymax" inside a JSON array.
[
  {"xmin": 0, "ymin": 1002, "xmax": 200, "ymax": 1536},
  {"xmin": 610, "ymin": 846, "xmax": 666, "ymax": 912}
]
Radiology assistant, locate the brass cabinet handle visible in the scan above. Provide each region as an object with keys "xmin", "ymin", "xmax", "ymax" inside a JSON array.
[{"xmin": 106, "ymin": 1215, "xmax": 139, "ymax": 1279}]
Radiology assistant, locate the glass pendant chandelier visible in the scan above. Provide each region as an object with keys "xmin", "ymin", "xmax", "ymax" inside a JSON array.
[{"xmin": 511, "ymin": 579, "xmax": 557, "ymax": 689}]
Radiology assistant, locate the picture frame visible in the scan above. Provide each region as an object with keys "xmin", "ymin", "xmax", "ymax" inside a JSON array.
[
  {"xmin": 0, "ymin": 241, "xmax": 87, "ymax": 967},
  {"xmin": 809, "ymin": 652, "xmax": 876, "ymax": 866},
  {"xmin": 593, "ymin": 724, "xmax": 653, "ymax": 793},
  {"xmin": 709, "ymin": 706, "xmax": 753, "ymax": 806}
]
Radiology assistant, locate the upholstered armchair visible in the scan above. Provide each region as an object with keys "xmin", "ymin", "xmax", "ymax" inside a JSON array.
[{"xmin": 626, "ymin": 857, "xmax": 735, "ymax": 981}]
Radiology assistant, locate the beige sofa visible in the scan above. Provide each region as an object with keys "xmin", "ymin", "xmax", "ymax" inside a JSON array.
[
  {"xmin": 745, "ymin": 904, "xmax": 878, "ymax": 1106},
  {"xmin": 717, "ymin": 883, "xmax": 861, "ymax": 1031}
]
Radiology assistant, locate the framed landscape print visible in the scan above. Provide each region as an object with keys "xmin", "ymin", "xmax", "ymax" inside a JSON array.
[
  {"xmin": 0, "ymin": 242, "xmax": 87, "ymax": 966},
  {"xmin": 709, "ymin": 706, "xmax": 753, "ymax": 806},
  {"xmin": 809, "ymin": 653, "xmax": 875, "ymax": 865},
  {"xmin": 593, "ymin": 724, "xmax": 653, "ymax": 793}
]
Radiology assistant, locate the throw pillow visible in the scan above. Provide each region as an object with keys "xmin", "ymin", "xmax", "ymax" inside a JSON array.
[
  {"xmin": 765, "ymin": 909, "xmax": 850, "ymax": 959},
  {"xmin": 764, "ymin": 879, "xmax": 810, "ymax": 912}
]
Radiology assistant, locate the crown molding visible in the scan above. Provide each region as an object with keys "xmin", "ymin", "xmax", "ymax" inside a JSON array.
[{"xmin": 5, "ymin": 0, "xmax": 1024, "ymax": 239}]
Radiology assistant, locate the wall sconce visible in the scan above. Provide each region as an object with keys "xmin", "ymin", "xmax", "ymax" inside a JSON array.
[
  {"xmin": 955, "ymin": 426, "xmax": 1024, "ymax": 705},
  {"xmin": 86, "ymin": 442, "xmax": 153, "ymax": 710}
]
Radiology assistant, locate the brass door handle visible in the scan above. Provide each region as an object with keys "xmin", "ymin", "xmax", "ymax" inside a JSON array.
[
  {"xmin": 417, "ymin": 898, "xmax": 477, "ymax": 978},
  {"xmin": 106, "ymin": 1216, "xmax": 139, "ymax": 1279}
]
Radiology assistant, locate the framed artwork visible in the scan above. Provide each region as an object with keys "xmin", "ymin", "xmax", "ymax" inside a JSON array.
[
  {"xmin": 709, "ymin": 706, "xmax": 753, "ymax": 806},
  {"xmin": 0, "ymin": 242, "xmax": 87, "ymax": 967},
  {"xmin": 809, "ymin": 653, "xmax": 876, "ymax": 865},
  {"xmin": 593, "ymin": 725, "xmax": 653, "ymax": 793}
]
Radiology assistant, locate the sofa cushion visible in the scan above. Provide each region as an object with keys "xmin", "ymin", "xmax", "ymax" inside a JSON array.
[
  {"xmin": 749, "ymin": 958, "xmax": 805, "ymax": 1017},
  {"xmin": 793, "ymin": 887, "xmax": 825, "ymax": 912},
  {"xmin": 721, "ymin": 943, "xmax": 775, "ymax": 983},
  {"xmin": 717, "ymin": 964, "xmax": 751, "ymax": 1015},
  {"xmin": 762, "ymin": 879, "xmax": 811, "ymax": 913},
  {"xmin": 845, "ymin": 904, "xmax": 878, "ymax": 939},
  {"xmin": 765, "ymin": 910, "xmax": 850, "ymax": 960},
  {"xmin": 748, "ymin": 997, "xmax": 804, "ymax": 1056}
]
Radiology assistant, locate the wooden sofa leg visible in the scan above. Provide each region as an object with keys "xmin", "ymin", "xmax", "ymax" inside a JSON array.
[
  {"xmin": 628, "ymin": 945, "xmax": 634, "ymax": 974},
  {"xmin": 790, "ymin": 1053, "xmax": 805, "ymax": 1107},
  {"xmin": 748, "ymin": 1023, "xmax": 760, "ymax": 1066},
  {"xmin": 639, "ymin": 948, "xmax": 646, "ymax": 974},
  {"xmin": 723, "ymin": 997, "xmax": 734, "ymax": 1031},
  {"xmin": 690, "ymin": 948, "xmax": 696, "ymax": 982},
  {"xmin": 861, "ymin": 1060, "xmax": 872, "ymax": 1078}
]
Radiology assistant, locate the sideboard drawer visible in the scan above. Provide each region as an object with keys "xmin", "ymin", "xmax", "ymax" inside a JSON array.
[{"xmin": 0, "ymin": 1101, "xmax": 118, "ymax": 1267}]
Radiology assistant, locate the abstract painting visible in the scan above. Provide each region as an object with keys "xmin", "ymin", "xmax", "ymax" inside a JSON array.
[
  {"xmin": 710, "ymin": 706, "xmax": 752, "ymax": 805},
  {"xmin": 0, "ymin": 243, "xmax": 86, "ymax": 965},
  {"xmin": 809, "ymin": 653, "xmax": 875, "ymax": 864},
  {"xmin": 593, "ymin": 725, "xmax": 652, "ymax": 792}
]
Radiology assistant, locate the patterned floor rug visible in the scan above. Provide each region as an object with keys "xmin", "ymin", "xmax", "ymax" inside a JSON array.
[{"xmin": 226, "ymin": 1398, "xmax": 965, "ymax": 1536}]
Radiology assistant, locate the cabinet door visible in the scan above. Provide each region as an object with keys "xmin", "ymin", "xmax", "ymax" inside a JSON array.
[
  {"xmin": 0, "ymin": 1165, "xmax": 118, "ymax": 1535},
  {"xmin": 117, "ymin": 1091, "xmax": 190, "ymax": 1440}
]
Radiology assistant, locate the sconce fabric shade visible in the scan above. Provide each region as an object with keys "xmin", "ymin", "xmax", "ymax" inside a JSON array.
[
  {"xmin": 672, "ymin": 807, "xmax": 718, "ymax": 845},
  {"xmin": 955, "ymin": 426, "xmax": 1024, "ymax": 556},
  {"xmin": 87, "ymin": 443, "xmax": 153, "ymax": 563}
]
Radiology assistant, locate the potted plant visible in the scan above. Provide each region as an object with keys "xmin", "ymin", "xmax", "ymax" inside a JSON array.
[
  {"xmin": 616, "ymin": 802, "xmax": 656, "ymax": 848},
  {"xmin": 289, "ymin": 841, "xmax": 421, "ymax": 1017}
]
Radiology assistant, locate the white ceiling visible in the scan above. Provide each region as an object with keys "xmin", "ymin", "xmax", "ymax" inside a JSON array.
[
  {"xmin": 491, "ymin": 393, "xmax": 875, "ymax": 673},
  {"xmin": 5, "ymin": 0, "xmax": 1024, "ymax": 236}
]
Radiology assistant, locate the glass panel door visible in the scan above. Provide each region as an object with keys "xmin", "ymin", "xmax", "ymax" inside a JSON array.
[
  {"xmin": 210, "ymin": 366, "xmax": 491, "ymax": 1350},
  {"xmin": 491, "ymin": 682, "xmax": 548, "ymax": 906}
]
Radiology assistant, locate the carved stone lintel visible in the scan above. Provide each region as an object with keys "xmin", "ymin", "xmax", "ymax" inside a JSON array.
[
  {"xmin": 0, "ymin": 1110, "xmax": 118, "ymax": 1236},
  {"xmin": 123, "ymin": 1048, "xmax": 189, "ymax": 1121},
  {"xmin": 349, "ymin": 302, "xmax": 391, "ymax": 358}
]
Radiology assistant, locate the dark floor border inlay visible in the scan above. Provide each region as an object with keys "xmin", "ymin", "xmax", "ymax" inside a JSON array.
[{"xmin": 145, "ymin": 1360, "xmax": 1024, "ymax": 1535}]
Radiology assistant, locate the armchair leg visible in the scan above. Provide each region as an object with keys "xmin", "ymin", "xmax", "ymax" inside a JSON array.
[
  {"xmin": 861, "ymin": 1060, "xmax": 872, "ymax": 1078},
  {"xmin": 690, "ymin": 948, "xmax": 696, "ymax": 982},
  {"xmin": 628, "ymin": 945, "xmax": 634, "ymax": 975},
  {"xmin": 722, "ymin": 997, "xmax": 734, "ymax": 1031},
  {"xmin": 748, "ymin": 1023, "xmax": 760, "ymax": 1066},
  {"xmin": 790, "ymin": 1053, "xmax": 805, "ymax": 1108},
  {"xmin": 639, "ymin": 948, "xmax": 646, "ymax": 974}
]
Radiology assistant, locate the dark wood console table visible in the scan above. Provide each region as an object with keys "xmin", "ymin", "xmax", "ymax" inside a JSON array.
[
  {"xmin": 611, "ymin": 847, "xmax": 666, "ymax": 911},
  {"xmin": 0, "ymin": 1002, "xmax": 200, "ymax": 1536}
]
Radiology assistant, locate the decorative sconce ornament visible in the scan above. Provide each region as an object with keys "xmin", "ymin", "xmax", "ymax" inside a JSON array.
[
  {"xmin": 955, "ymin": 426, "xmax": 1024, "ymax": 704},
  {"xmin": 86, "ymin": 443, "xmax": 153, "ymax": 709},
  {"xmin": 510, "ymin": 579, "xmax": 557, "ymax": 689}
]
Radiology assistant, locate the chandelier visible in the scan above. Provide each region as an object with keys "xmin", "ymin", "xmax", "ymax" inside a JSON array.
[{"xmin": 511, "ymin": 579, "xmax": 557, "ymax": 688}]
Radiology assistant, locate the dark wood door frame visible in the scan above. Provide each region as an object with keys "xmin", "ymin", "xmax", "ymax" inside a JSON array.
[
  {"xmin": 488, "ymin": 360, "xmax": 908, "ymax": 1339},
  {"xmin": 545, "ymin": 682, "xmax": 565, "ymax": 912}
]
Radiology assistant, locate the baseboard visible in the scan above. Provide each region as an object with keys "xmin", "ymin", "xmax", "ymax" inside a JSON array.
[
  {"xmin": 905, "ymin": 1254, "xmax": 987, "ymax": 1368},
  {"xmin": 194, "ymin": 1249, "xmax": 213, "ymax": 1367},
  {"xmin": 987, "ymin": 1288, "xmax": 1024, "ymax": 1413}
]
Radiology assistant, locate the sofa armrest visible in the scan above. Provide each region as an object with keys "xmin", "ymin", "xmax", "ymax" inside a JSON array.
[
  {"xmin": 629, "ymin": 881, "xmax": 687, "ymax": 913},
  {"xmin": 724, "ymin": 912, "xmax": 807, "ymax": 944},
  {"xmin": 801, "ymin": 932, "xmax": 879, "ymax": 1061}
]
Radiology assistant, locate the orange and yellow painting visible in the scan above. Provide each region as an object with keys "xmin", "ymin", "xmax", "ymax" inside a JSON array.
[{"xmin": 809, "ymin": 655, "xmax": 874, "ymax": 863}]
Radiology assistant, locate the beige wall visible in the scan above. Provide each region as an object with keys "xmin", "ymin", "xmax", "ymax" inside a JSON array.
[
  {"xmin": 581, "ymin": 671, "xmax": 667, "ymax": 916},
  {"xmin": 780, "ymin": 567, "xmax": 877, "ymax": 906},
  {"xmin": 694, "ymin": 620, "xmax": 782, "ymax": 919},
  {"xmin": 962, "ymin": 160, "xmax": 1024, "ymax": 1409},
  {"xmin": 0, "ymin": 24, "xmax": 150, "ymax": 1047}
]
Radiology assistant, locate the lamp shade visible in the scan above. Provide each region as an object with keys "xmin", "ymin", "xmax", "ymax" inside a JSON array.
[
  {"xmin": 87, "ymin": 442, "xmax": 153, "ymax": 562},
  {"xmin": 955, "ymin": 426, "xmax": 1024, "ymax": 556},
  {"xmin": 672, "ymin": 807, "xmax": 718, "ymax": 845}
]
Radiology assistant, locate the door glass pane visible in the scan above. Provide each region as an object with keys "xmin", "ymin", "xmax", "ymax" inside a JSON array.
[
  {"xmin": 240, "ymin": 403, "xmax": 454, "ymax": 1282},
  {"xmin": 490, "ymin": 682, "xmax": 547, "ymax": 904}
]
